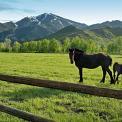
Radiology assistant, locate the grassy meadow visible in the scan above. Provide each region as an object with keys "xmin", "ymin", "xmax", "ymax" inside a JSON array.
[{"xmin": 0, "ymin": 53, "xmax": 122, "ymax": 122}]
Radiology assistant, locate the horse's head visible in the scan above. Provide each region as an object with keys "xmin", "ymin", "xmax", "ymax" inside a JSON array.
[
  {"xmin": 69, "ymin": 48, "xmax": 74, "ymax": 64},
  {"xmin": 69, "ymin": 48, "xmax": 84, "ymax": 64},
  {"xmin": 113, "ymin": 62, "xmax": 119, "ymax": 70}
]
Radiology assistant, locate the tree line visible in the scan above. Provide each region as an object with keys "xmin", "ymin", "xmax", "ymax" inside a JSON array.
[{"xmin": 0, "ymin": 36, "xmax": 121, "ymax": 54}]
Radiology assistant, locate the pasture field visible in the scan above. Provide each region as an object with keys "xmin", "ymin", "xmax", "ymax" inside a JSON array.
[{"xmin": 0, "ymin": 53, "xmax": 122, "ymax": 122}]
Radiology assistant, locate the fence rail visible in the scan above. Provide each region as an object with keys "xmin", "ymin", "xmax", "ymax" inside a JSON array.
[
  {"xmin": 0, "ymin": 74, "xmax": 122, "ymax": 99},
  {"xmin": 0, "ymin": 104, "xmax": 54, "ymax": 122},
  {"xmin": 0, "ymin": 74, "xmax": 122, "ymax": 122}
]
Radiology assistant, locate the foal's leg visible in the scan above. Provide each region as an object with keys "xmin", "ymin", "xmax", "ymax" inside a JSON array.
[
  {"xmin": 100, "ymin": 67, "xmax": 106, "ymax": 83},
  {"xmin": 79, "ymin": 68, "xmax": 83, "ymax": 82},
  {"xmin": 116, "ymin": 73, "xmax": 120, "ymax": 84},
  {"xmin": 106, "ymin": 68, "xmax": 115, "ymax": 84},
  {"xmin": 113, "ymin": 70, "xmax": 116, "ymax": 81}
]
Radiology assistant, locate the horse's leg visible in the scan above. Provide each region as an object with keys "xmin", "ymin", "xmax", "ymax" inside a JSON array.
[
  {"xmin": 100, "ymin": 67, "xmax": 106, "ymax": 83},
  {"xmin": 79, "ymin": 68, "xmax": 83, "ymax": 82},
  {"xmin": 116, "ymin": 72, "xmax": 120, "ymax": 84},
  {"xmin": 106, "ymin": 68, "xmax": 115, "ymax": 84}
]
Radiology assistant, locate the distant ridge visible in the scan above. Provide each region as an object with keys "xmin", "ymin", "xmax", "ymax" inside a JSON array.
[
  {"xmin": 0, "ymin": 13, "xmax": 122, "ymax": 41},
  {"xmin": 47, "ymin": 25, "xmax": 91, "ymax": 40}
]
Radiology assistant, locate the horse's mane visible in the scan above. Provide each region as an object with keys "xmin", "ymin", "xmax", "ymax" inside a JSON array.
[
  {"xmin": 69, "ymin": 48, "xmax": 85, "ymax": 54},
  {"xmin": 74, "ymin": 48, "xmax": 84, "ymax": 53}
]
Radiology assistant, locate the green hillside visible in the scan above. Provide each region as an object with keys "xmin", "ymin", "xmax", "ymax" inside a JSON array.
[
  {"xmin": 47, "ymin": 25, "xmax": 91, "ymax": 40},
  {"xmin": 47, "ymin": 26, "xmax": 122, "ymax": 41}
]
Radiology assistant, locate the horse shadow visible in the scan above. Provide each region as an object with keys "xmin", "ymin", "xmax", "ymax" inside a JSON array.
[
  {"xmin": 1, "ymin": 86, "xmax": 88, "ymax": 103},
  {"xmin": 1, "ymin": 87, "xmax": 63, "ymax": 102}
]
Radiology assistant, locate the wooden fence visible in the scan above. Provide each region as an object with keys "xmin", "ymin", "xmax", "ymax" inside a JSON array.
[
  {"xmin": 0, "ymin": 74, "xmax": 122, "ymax": 99},
  {"xmin": 0, "ymin": 104, "xmax": 54, "ymax": 122},
  {"xmin": 0, "ymin": 74, "xmax": 122, "ymax": 121}
]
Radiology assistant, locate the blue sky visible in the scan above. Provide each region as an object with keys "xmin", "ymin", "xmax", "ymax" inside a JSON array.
[{"xmin": 0, "ymin": 0, "xmax": 122, "ymax": 25}]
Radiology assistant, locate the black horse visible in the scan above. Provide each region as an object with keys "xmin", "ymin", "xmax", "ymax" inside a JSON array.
[
  {"xmin": 69, "ymin": 48, "xmax": 115, "ymax": 84},
  {"xmin": 113, "ymin": 62, "xmax": 122, "ymax": 84}
]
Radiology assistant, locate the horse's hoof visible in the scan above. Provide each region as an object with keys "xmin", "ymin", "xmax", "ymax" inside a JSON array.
[
  {"xmin": 110, "ymin": 83, "xmax": 115, "ymax": 84},
  {"xmin": 117, "ymin": 81, "xmax": 119, "ymax": 84},
  {"xmin": 110, "ymin": 79, "xmax": 115, "ymax": 84},
  {"xmin": 100, "ymin": 80, "xmax": 104, "ymax": 83},
  {"xmin": 79, "ymin": 82, "xmax": 83, "ymax": 84},
  {"xmin": 110, "ymin": 81, "xmax": 115, "ymax": 84},
  {"xmin": 79, "ymin": 80, "xmax": 83, "ymax": 83}
]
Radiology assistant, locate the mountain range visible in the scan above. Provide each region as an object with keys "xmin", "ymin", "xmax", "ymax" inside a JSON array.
[{"xmin": 0, "ymin": 13, "xmax": 122, "ymax": 41}]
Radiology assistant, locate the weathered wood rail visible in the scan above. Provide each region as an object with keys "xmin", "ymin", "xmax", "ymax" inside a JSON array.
[
  {"xmin": 0, "ymin": 74, "xmax": 122, "ymax": 99},
  {"xmin": 0, "ymin": 104, "xmax": 54, "ymax": 122}
]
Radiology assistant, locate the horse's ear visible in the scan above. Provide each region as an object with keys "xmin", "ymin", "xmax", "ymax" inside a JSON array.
[
  {"xmin": 81, "ymin": 50, "xmax": 84, "ymax": 53},
  {"xmin": 69, "ymin": 48, "xmax": 71, "ymax": 52},
  {"xmin": 69, "ymin": 48, "xmax": 74, "ymax": 52},
  {"xmin": 114, "ymin": 62, "xmax": 118, "ymax": 65}
]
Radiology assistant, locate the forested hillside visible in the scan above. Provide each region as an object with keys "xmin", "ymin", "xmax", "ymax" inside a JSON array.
[
  {"xmin": 0, "ymin": 14, "xmax": 122, "ymax": 54},
  {"xmin": 0, "ymin": 36, "xmax": 121, "ymax": 54}
]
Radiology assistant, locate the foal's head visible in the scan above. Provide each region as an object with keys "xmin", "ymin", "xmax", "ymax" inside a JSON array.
[
  {"xmin": 113, "ymin": 62, "xmax": 119, "ymax": 72},
  {"xmin": 69, "ymin": 48, "xmax": 84, "ymax": 64}
]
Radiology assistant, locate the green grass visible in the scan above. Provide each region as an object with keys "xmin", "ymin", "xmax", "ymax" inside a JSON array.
[{"xmin": 0, "ymin": 53, "xmax": 122, "ymax": 122}]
